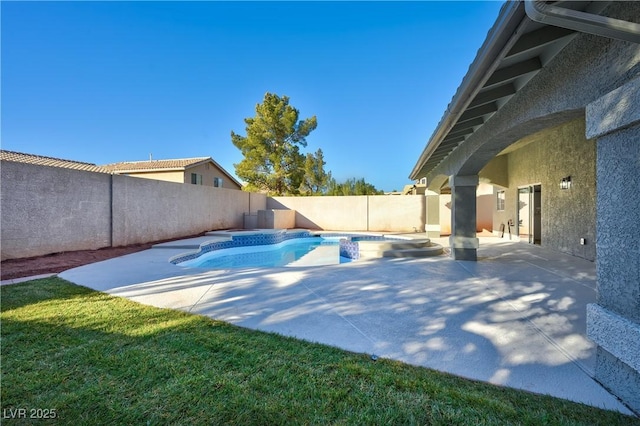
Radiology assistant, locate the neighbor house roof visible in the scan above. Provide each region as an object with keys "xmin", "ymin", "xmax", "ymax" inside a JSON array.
[
  {"xmin": 409, "ymin": 0, "xmax": 640, "ymax": 182},
  {"xmin": 102, "ymin": 157, "xmax": 211, "ymax": 173},
  {"xmin": 0, "ymin": 150, "xmax": 110, "ymax": 173},
  {"xmin": 102, "ymin": 157, "xmax": 243, "ymax": 188}
]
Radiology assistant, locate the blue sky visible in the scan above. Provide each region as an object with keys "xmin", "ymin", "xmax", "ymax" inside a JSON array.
[{"xmin": 2, "ymin": 1, "xmax": 504, "ymax": 192}]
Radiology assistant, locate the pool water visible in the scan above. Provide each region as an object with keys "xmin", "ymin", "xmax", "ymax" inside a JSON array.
[{"xmin": 182, "ymin": 237, "xmax": 351, "ymax": 268}]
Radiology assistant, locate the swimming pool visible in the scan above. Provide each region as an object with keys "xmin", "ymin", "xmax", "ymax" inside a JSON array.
[
  {"xmin": 179, "ymin": 236, "xmax": 350, "ymax": 268},
  {"xmin": 171, "ymin": 230, "xmax": 416, "ymax": 269}
]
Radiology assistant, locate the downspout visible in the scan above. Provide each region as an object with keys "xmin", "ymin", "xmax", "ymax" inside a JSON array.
[{"xmin": 524, "ymin": 0, "xmax": 640, "ymax": 44}]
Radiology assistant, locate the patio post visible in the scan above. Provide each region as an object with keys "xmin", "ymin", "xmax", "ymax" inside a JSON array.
[
  {"xmin": 586, "ymin": 76, "xmax": 640, "ymax": 414},
  {"xmin": 448, "ymin": 175, "xmax": 479, "ymax": 261}
]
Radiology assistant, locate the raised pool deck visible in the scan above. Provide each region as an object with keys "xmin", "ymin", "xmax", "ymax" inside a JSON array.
[{"xmin": 57, "ymin": 233, "xmax": 634, "ymax": 415}]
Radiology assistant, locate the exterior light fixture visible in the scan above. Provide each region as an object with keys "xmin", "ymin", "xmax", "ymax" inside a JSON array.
[{"xmin": 560, "ymin": 176, "xmax": 572, "ymax": 190}]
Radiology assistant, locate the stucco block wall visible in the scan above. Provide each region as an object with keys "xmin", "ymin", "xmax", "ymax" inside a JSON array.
[
  {"xmin": 267, "ymin": 196, "xmax": 425, "ymax": 232},
  {"xmin": 1, "ymin": 163, "xmax": 264, "ymax": 259},
  {"xmin": 368, "ymin": 195, "xmax": 425, "ymax": 232},
  {"xmin": 248, "ymin": 192, "xmax": 267, "ymax": 214},
  {"xmin": 268, "ymin": 196, "xmax": 369, "ymax": 230},
  {"xmin": 257, "ymin": 209, "xmax": 296, "ymax": 229},
  {"xmin": 111, "ymin": 175, "xmax": 249, "ymax": 246},
  {"xmin": 489, "ymin": 119, "xmax": 596, "ymax": 260},
  {"xmin": 1, "ymin": 161, "xmax": 112, "ymax": 259}
]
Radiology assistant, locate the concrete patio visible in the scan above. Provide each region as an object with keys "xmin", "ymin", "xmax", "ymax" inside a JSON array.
[{"xmin": 57, "ymin": 235, "xmax": 634, "ymax": 415}]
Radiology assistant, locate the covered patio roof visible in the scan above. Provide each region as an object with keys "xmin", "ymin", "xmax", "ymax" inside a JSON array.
[{"xmin": 409, "ymin": 0, "xmax": 640, "ymax": 182}]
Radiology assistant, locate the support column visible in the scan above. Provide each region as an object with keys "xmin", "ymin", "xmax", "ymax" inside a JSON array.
[
  {"xmin": 586, "ymin": 76, "xmax": 640, "ymax": 414},
  {"xmin": 449, "ymin": 175, "xmax": 479, "ymax": 261},
  {"xmin": 425, "ymin": 189, "xmax": 441, "ymax": 238}
]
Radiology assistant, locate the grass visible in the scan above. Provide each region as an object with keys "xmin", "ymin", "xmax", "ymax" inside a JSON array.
[{"xmin": 1, "ymin": 277, "xmax": 638, "ymax": 425}]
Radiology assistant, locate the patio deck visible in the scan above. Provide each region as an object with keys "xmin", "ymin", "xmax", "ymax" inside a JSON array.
[{"xmin": 57, "ymin": 235, "xmax": 632, "ymax": 415}]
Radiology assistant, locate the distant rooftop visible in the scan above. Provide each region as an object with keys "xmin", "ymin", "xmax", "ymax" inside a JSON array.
[
  {"xmin": 0, "ymin": 150, "xmax": 109, "ymax": 173},
  {"xmin": 2, "ymin": 150, "xmax": 242, "ymax": 187},
  {"xmin": 101, "ymin": 157, "xmax": 211, "ymax": 172},
  {"xmin": 102, "ymin": 156, "xmax": 243, "ymax": 187}
]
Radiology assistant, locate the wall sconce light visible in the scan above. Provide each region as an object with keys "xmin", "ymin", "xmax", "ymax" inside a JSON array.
[{"xmin": 560, "ymin": 176, "xmax": 572, "ymax": 190}]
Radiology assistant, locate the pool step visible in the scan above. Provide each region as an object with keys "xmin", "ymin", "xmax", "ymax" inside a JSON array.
[
  {"xmin": 381, "ymin": 245, "xmax": 444, "ymax": 258},
  {"xmin": 357, "ymin": 239, "xmax": 444, "ymax": 258}
]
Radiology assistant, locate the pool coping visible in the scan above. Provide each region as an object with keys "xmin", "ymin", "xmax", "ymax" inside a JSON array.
[{"xmin": 166, "ymin": 229, "xmax": 428, "ymax": 266}]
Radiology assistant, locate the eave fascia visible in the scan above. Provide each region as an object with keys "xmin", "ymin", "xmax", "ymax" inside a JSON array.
[{"xmin": 409, "ymin": 0, "xmax": 527, "ymax": 181}]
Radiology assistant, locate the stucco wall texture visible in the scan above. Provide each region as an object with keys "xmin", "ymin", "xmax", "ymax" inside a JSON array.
[
  {"xmin": 1, "ymin": 162, "xmax": 425, "ymax": 260},
  {"xmin": 1, "ymin": 161, "xmax": 112, "ymax": 260},
  {"xmin": 595, "ymin": 121, "xmax": 640, "ymax": 323},
  {"xmin": 0, "ymin": 162, "xmax": 266, "ymax": 260},
  {"xmin": 110, "ymin": 174, "xmax": 254, "ymax": 247},
  {"xmin": 268, "ymin": 195, "xmax": 426, "ymax": 232},
  {"xmin": 488, "ymin": 119, "xmax": 597, "ymax": 261}
]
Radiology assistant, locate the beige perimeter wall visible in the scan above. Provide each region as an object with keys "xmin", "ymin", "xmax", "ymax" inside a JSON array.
[
  {"xmin": 267, "ymin": 195, "xmax": 425, "ymax": 232},
  {"xmin": 1, "ymin": 162, "xmax": 113, "ymax": 260},
  {"xmin": 2, "ymin": 161, "xmax": 431, "ymax": 260},
  {"xmin": 1, "ymin": 161, "xmax": 266, "ymax": 260},
  {"xmin": 111, "ymin": 175, "xmax": 255, "ymax": 246}
]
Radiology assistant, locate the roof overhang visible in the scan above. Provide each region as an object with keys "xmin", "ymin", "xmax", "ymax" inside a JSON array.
[{"xmin": 409, "ymin": 0, "xmax": 640, "ymax": 182}]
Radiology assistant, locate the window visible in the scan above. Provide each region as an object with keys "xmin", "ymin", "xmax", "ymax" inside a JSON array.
[
  {"xmin": 496, "ymin": 190, "xmax": 505, "ymax": 211},
  {"xmin": 191, "ymin": 173, "xmax": 203, "ymax": 185},
  {"xmin": 213, "ymin": 177, "xmax": 223, "ymax": 188}
]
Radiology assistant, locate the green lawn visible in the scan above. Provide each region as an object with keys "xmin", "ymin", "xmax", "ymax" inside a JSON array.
[{"xmin": 1, "ymin": 277, "xmax": 638, "ymax": 425}]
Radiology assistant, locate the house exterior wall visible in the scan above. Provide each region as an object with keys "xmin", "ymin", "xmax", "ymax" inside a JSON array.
[
  {"xmin": 420, "ymin": 2, "xmax": 639, "ymax": 411},
  {"xmin": 125, "ymin": 170, "xmax": 185, "ymax": 183},
  {"xmin": 489, "ymin": 119, "xmax": 597, "ymax": 261},
  {"xmin": 184, "ymin": 163, "xmax": 242, "ymax": 190},
  {"xmin": 417, "ymin": 2, "xmax": 639, "ymax": 411},
  {"xmin": 120, "ymin": 163, "xmax": 242, "ymax": 189}
]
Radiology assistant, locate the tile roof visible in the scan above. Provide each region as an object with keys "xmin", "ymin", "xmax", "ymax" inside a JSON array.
[
  {"xmin": 0, "ymin": 150, "xmax": 110, "ymax": 173},
  {"xmin": 1, "ymin": 151, "xmax": 242, "ymax": 187},
  {"xmin": 101, "ymin": 157, "xmax": 210, "ymax": 172}
]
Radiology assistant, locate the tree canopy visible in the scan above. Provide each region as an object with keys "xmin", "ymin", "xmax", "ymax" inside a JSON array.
[
  {"xmin": 231, "ymin": 93, "xmax": 317, "ymax": 195},
  {"xmin": 326, "ymin": 177, "xmax": 384, "ymax": 196},
  {"xmin": 232, "ymin": 92, "xmax": 383, "ymax": 196},
  {"xmin": 300, "ymin": 149, "xmax": 331, "ymax": 195}
]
